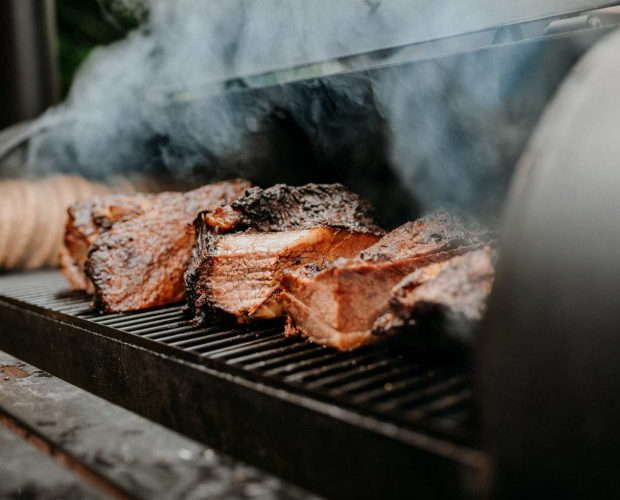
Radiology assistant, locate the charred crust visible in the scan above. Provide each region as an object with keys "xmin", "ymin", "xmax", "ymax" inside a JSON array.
[
  {"xmin": 359, "ymin": 209, "xmax": 493, "ymax": 262},
  {"xmin": 283, "ymin": 315, "xmax": 300, "ymax": 337},
  {"xmin": 200, "ymin": 183, "xmax": 384, "ymax": 235},
  {"xmin": 184, "ymin": 228, "xmax": 220, "ymax": 322},
  {"xmin": 68, "ymin": 181, "xmax": 250, "ymax": 313},
  {"xmin": 187, "ymin": 183, "xmax": 384, "ymax": 323}
]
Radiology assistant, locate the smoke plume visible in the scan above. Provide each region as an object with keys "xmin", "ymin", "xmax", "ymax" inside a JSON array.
[{"xmin": 25, "ymin": 0, "xmax": 596, "ymax": 225}]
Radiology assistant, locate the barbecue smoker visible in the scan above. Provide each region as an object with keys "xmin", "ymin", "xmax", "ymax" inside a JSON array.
[{"xmin": 2, "ymin": 2, "xmax": 620, "ymax": 499}]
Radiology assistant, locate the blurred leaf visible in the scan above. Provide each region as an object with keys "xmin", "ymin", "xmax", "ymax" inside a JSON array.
[{"xmin": 56, "ymin": 0, "xmax": 142, "ymax": 97}]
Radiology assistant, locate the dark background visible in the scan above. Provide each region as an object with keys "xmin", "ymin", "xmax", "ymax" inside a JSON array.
[{"xmin": 0, "ymin": 0, "xmax": 140, "ymax": 129}]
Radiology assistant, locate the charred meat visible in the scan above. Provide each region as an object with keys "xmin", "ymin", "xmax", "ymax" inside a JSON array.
[
  {"xmin": 82, "ymin": 180, "xmax": 251, "ymax": 312},
  {"xmin": 60, "ymin": 193, "xmax": 154, "ymax": 291},
  {"xmin": 373, "ymin": 246, "xmax": 496, "ymax": 344},
  {"xmin": 281, "ymin": 210, "xmax": 491, "ymax": 350},
  {"xmin": 185, "ymin": 183, "xmax": 383, "ymax": 323}
]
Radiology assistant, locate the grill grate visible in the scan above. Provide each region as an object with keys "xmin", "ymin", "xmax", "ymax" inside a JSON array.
[{"xmin": 0, "ymin": 270, "xmax": 478, "ymax": 447}]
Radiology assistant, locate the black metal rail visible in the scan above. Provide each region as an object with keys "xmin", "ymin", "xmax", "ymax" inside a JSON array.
[{"xmin": 0, "ymin": 271, "xmax": 485, "ymax": 499}]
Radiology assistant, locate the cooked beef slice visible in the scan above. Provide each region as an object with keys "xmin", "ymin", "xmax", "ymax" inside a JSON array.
[
  {"xmin": 84, "ymin": 180, "xmax": 251, "ymax": 312},
  {"xmin": 185, "ymin": 183, "xmax": 384, "ymax": 322},
  {"xmin": 281, "ymin": 210, "xmax": 491, "ymax": 350},
  {"xmin": 60, "ymin": 193, "xmax": 154, "ymax": 291},
  {"xmin": 373, "ymin": 246, "xmax": 496, "ymax": 344}
]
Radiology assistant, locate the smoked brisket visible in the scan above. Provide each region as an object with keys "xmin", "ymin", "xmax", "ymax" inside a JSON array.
[
  {"xmin": 81, "ymin": 180, "xmax": 250, "ymax": 312},
  {"xmin": 373, "ymin": 246, "xmax": 496, "ymax": 344},
  {"xmin": 60, "ymin": 193, "xmax": 154, "ymax": 291},
  {"xmin": 281, "ymin": 210, "xmax": 491, "ymax": 350},
  {"xmin": 185, "ymin": 183, "xmax": 383, "ymax": 323}
]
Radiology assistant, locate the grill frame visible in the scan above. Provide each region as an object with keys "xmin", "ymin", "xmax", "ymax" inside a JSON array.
[{"xmin": 0, "ymin": 271, "xmax": 485, "ymax": 499}]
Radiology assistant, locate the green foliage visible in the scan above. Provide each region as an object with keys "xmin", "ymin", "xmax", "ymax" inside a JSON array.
[{"xmin": 56, "ymin": 0, "xmax": 144, "ymax": 97}]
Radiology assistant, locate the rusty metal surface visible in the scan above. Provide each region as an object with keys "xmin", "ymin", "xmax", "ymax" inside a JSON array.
[
  {"xmin": 0, "ymin": 351, "xmax": 318, "ymax": 500},
  {"xmin": 0, "ymin": 420, "xmax": 103, "ymax": 500}
]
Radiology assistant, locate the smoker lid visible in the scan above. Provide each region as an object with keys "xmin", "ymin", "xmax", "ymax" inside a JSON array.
[
  {"xmin": 164, "ymin": 1, "xmax": 620, "ymax": 101},
  {"xmin": 250, "ymin": 0, "xmax": 619, "ymax": 67}
]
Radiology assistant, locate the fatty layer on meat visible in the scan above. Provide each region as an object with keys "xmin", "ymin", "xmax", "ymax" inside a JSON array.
[{"xmin": 185, "ymin": 183, "xmax": 384, "ymax": 322}]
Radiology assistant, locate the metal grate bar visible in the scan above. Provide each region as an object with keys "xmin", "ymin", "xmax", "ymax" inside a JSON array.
[
  {"xmin": 244, "ymin": 345, "xmax": 328, "ymax": 372},
  {"xmin": 9, "ymin": 290, "xmax": 75, "ymax": 302},
  {"xmin": 161, "ymin": 330, "xmax": 226, "ymax": 347},
  {"xmin": 375, "ymin": 375, "xmax": 469, "ymax": 411},
  {"xmin": 57, "ymin": 305, "xmax": 95, "ymax": 315},
  {"xmin": 263, "ymin": 351, "xmax": 344, "ymax": 378},
  {"xmin": 283, "ymin": 352, "xmax": 378, "ymax": 384},
  {"xmin": 226, "ymin": 342, "xmax": 317, "ymax": 366},
  {"xmin": 304, "ymin": 357, "xmax": 397, "ymax": 390},
  {"xmin": 0, "ymin": 278, "xmax": 65, "ymax": 294},
  {"xmin": 91, "ymin": 306, "xmax": 187, "ymax": 325},
  {"xmin": 206, "ymin": 334, "xmax": 292, "ymax": 360},
  {"xmin": 154, "ymin": 327, "xmax": 217, "ymax": 345},
  {"xmin": 190, "ymin": 328, "xmax": 281, "ymax": 354},
  {"xmin": 118, "ymin": 316, "xmax": 189, "ymax": 334},
  {"xmin": 157, "ymin": 326, "xmax": 238, "ymax": 344},
  {"xmin": 328, "ymin": 364, "xmax": 420, "ymax": 397},
  {"xmin": 414, "ymin": 388, "xmax": 473, "ymax": 417},
  {"xmin": 57, "ymin": 300, "xmax": 93, "ymax": 309},
  {"xmin": 350, "ymin": 368, "xmax": 452, "ymax": 405}
]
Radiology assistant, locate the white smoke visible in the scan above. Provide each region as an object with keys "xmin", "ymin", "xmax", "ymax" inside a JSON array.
[
  {"xmin": 24, "ymin": 0, "xmax": 594, "ymax": 222},
  {"xmin": 29, "ymin": 0, "xmax": 421, "ymax": 179}
]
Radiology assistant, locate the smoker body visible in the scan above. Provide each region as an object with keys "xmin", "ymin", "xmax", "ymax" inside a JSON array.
[{"xmin": 482, "ymin": 28, "xmax": 620, "ymax": 498}]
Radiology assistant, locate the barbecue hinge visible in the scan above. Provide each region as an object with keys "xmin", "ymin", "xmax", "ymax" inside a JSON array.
[{"xmin": 544, "ymin": 14, "xmax": 603, "ymax": 35}]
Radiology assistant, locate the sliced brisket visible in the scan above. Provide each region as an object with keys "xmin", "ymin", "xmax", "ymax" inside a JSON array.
[
  {"xmin": 185, "ymin": 183, "xmax": 383, "ymax": 323},
  {"xmin": 82, "ymin": 180, "xmax": 250, "ymax": 312},
  {"xmin": 281, "ymin": 210, "xmax": 491, "ymax": 350},
  {"xmin": 60, "ymin": 193, "xmax": 154, "ymax": 291},
  {"xmin": 373, "ymin": 246, "xmax": 496, "ymax": 343}
]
